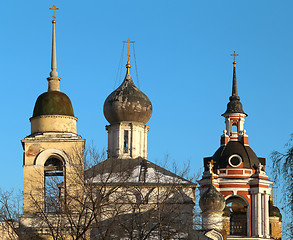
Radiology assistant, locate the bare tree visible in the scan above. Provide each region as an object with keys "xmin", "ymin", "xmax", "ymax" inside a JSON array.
[
  {"xmin": 83, "ymin": 153, "xmax": 200, "ymax": 240},
  {"xmin": 4, "ymin": 147, "xmax": 201, "ymax": 240},
  {"xmin": 0, "ymin": 189, "xmax": 22, "ymax": 239},
  {"xmin": 271, "ymin": 134, "xmax": 293, "ymax": 240}
]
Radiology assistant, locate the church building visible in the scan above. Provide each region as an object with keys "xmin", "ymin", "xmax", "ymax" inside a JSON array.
[
  {"xmin": 0, "ymin": 6, "xmax": 282, "ymax": 240},
  {"xmin": 198, "ymin": 56, "xmax": 282, "ymax": 240},
  {"xmin": 16, "ymin": 6, "xmax": 201, "ymax": 240}
]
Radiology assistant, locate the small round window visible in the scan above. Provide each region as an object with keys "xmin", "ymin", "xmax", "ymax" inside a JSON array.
[{"xmin": 228, "ymin": 154, "xmax": 242, "ymax": 167}]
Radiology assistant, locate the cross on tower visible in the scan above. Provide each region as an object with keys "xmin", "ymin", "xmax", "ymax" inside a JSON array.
[
  {"xmin": 208, "ymin": 160, "xmax": 214, "ymax": 173},
  {"xmin": 123, "ymin": 38, "xmax": 135, "ymax": 63},
  {"xmin": 230, "ymin": 51, "xmax": 239, "ymax": 62},
  {"xmin": 49, "ymin": 5, "xmax": 59, "ymax": 21},
  {"xmin": 208, "ymin": 160, "xmax": 215, "ymax": 185},
  {"xmin": 258, "ymin": 162, "xmax": 263, "ymax": 172}
]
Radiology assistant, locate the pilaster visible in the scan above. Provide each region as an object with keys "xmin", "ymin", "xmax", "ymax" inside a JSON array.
[
  {"xmin": 251, "ymin": 193, "xmax": 256, "ymax": 236},
  {"xmin": 263, "ymin": 193, "xmax": 270, "ymax": 238},
  {"xmin": 256, "ymin": 193, "xmax": 263, "ymax": 237}
]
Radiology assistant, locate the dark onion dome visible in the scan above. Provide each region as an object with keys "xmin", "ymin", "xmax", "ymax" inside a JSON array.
[
  {"xmin": 269, "ymin": 199, "xmax": 282, "ymax": 221},
  {"xmin": 222, "ymin": 61, "xmax": 247, "ymax": 116},
  {"xmin": 204, "ymin": 141, "xmax": 265, "ymax": 170},
  {"xmin": 104, "ymin": 73, "xmax": 152, "ymax": 124},
  {"xmin": 199, "ymin": 185, "xmax": 225, "ymax": 212},
  {"xmin": 33, "ymin": 91, "xmax": 74, "ymax": 118}
]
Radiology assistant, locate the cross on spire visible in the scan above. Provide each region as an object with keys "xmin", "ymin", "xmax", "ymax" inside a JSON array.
[
  {"xmin": 49, "ymin": 5, "xmax": 59, "ymax": 21},
  {"xmin": 123, "ymin": 38, "xmax": 135, "ymax": 65},
  {"xmin": 230, "ymin": 51, "xmax": 239, "ymax": 65},
  {"xmin": 47, "ymin": 5, "xmax": 60, "ymax": 91}
]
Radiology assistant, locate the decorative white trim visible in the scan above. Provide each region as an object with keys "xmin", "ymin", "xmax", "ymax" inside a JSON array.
[
  {"xmin": 34, "ymin": 148, "xmax": 69, "ymax": 166},
  {"xmin": 199, "ymin": 177, "xmax": 272, "ymax": 186},
  {"xmin": 217, "ymin": 168, "xmax": 253, "ymax": 176},
  {"xmin": 225, "ymin": 194, "xmax": 249, "ymax": 204},
  {"xmin": 228, "ymin": 154, "xmax": 242, "ymax": 167}
]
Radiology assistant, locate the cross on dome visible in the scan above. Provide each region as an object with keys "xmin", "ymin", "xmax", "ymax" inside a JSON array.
[{"xmin": 123, "ymin": 38, "xmax": 135, "ymax": 72}]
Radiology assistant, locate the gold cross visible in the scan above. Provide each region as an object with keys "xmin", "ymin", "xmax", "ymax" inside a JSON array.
[
  {"xmin": 230, "ymin": 51, "xmax": 239, "ymax": 62},
  {"xmin": 208, "ymin": 160, "xmax": 215, "ymax": 184},
  {"xmin": 208, "ymin": 160, "xmax": 214, "ymax": 172},
  {"xmin": 123, "ymin": 38, "xmax": 135, "ymax": 63},
  {"xmin": 49, "ymin": 5, "xmax": 59, "ymax": 21}
]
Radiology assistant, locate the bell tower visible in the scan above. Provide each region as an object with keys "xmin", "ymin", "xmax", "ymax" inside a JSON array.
[
  {"xmin": 199, "ymin": 53, "xmax": 281, "ymax": 239},
  {"xmin": 221, "ymin": 52, "xmax": 248, "ymax": 146},
  {"xmin": 21, "ymin": 6, "xmax": 85, "ymax": 215}
]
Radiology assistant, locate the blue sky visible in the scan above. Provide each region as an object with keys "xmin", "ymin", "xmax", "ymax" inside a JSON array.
[{"xmin": 1, "ymin": 0, "xmax": 292, "ymax": 210}]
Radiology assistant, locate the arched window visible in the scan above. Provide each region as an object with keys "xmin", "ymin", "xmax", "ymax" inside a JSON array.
[
  {"xmin": 124, "ymin": 130, "xmax": 129, "ymax": 153},
  {"xmin": 226, "ymin": 196, "xmax": 248, "ymax": 236},
  {"xmin": 232, "ymin": 124, "xmax": 238, "ymax": 133},
  {"xmin": 44, "ymin": 157, "xmax": 65, "ymax": 212}
]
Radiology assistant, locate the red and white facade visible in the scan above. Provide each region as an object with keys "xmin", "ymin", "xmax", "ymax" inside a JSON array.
[
  {"xmin": 200, "ymin": 160, "xmax": 272, "ymax": 238},
  {"xmin": 221, "ymin": 112, "xmax": 248, "ymax": 145},
  {"xmin": 199, "ymin": 61, "xmax": 274, "ymax": 239}
]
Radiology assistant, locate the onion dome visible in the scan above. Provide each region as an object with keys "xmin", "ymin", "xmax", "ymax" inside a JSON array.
[
  {"xmin": 269, "ymin": 199, "xmax": 282, "ymax": 221},
  {"xmin": 104, "ymin": 63, "xmax": 152, "ymax": 125},
  {"xmin": 205, "ymin": 141, "xmax": 264, "ymax": 170},
  {"xmin": 222, "ymin": 60, "xmax": 247, "ymax": 117},
  {"xmin": 33, "ymin": 91, "xmax": 74, "ymax": 117},
  {"xmin": 199, "ymin": 185, "xmax": 225, "ymax": 212}
]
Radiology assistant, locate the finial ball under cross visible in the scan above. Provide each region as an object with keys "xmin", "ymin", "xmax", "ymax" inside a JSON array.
[
  {"xmin": 230, "ymin": 51, "xmax": 239, "ymax": 62},
  {"xmin": 49, "ymin": 5, "xmax": 59, "ymax": 21}
]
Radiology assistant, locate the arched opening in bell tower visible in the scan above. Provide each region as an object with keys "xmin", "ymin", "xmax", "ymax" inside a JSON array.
[
  {"xmin": 226, "ymin": 196, "xmax": 248, "ymax": 236},
  {"xmin": 232, "ymin": 124, "xmax": 238, "ymax": 133},
  {"xmin": 44, "ymin": 156, "xmax": 65, "ymax": 212}
]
